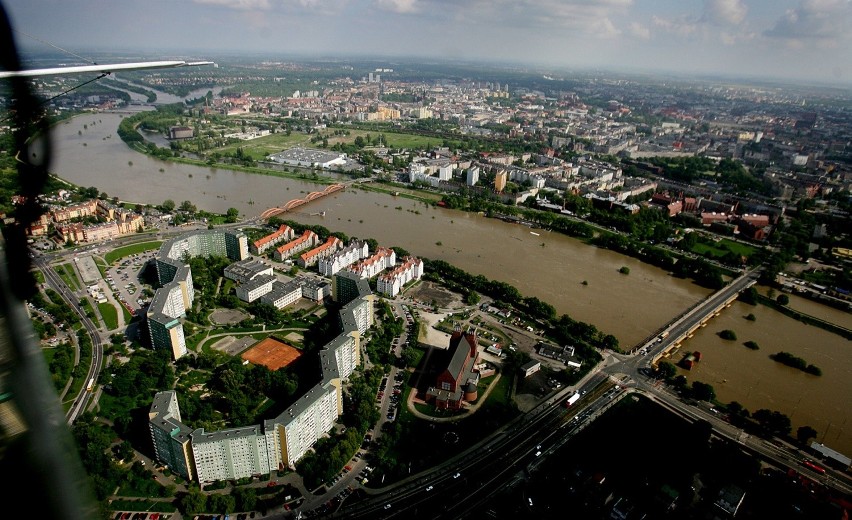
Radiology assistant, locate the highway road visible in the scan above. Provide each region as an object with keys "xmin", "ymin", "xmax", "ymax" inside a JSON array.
[
  {"xmin": 25, "ymin": 227, "xmax": 852, "ymax": 518},
  {"xmin": 35, "ymin": 256, "xmax": 105, "ymax": 424},
  {"xmin": 287, "ymin": 266, "xmax": 851, "ymax": 519}
]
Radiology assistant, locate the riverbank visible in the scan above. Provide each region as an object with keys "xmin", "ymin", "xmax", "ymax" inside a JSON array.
[{"xmin": 756, "ymin": 293, "xmax": 852, "ymax": 340}]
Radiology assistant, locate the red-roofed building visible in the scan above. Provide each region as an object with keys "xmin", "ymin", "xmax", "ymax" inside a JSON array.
[
  {"xmin": 252, "ymin": 224, "xmax": 294, "ymax": 255},
  {"xmin": 273, "ymin": 230, "xmax": 318, "ymax": 261},
  {"xmin": 298, "ymin": 236, "xmax": 342, "ymax": 268},
  {"xmin": 426, "ymin": 327, "xmax": 480, "ymax": 410},
  {"xmin": 701, "ymin": 212, "xmax": 729, "ymax": 226}
]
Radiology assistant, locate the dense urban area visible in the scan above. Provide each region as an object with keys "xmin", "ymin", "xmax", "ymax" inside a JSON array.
[{"xmin": 1, "ymin": 55, "xmax": 851, "ymax": 520}]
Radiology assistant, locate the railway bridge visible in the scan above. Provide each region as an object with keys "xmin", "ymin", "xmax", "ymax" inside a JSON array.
[{"xmin": 259, "ymin": 183, "xmax": 345, "ymax": 220}]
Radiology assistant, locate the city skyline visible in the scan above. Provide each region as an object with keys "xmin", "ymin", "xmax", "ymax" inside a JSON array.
[{"xmin": 5, "ymin": 0, "xmax": 852, "ymax": 87}]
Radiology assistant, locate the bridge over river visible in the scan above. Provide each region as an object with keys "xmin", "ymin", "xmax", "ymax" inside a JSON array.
[
  {"xmin": 259, "ymin": 183, "xmax": 346, "ymax": 220},
  {"xmin": 636, "ymin": 267, "xmax": 761, "ymax": 368}
]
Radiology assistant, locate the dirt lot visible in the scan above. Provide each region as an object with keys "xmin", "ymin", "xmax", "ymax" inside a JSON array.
[
  {"xmin": 211, "ymin": 335, "xmax": 257, "ymax": 356},
  {"xmin": 405, "ymin": 281, "xmax": 465, "ymax": 310},
  {"xmin": 209, "ymin": 308, "xmax": 249, "ymax": 326}
]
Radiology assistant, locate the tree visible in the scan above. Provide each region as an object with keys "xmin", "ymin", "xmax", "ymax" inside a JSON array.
[
  {"xmin": 401, "ymin": 346, "xmax": 420, "ymax": 368},
  {"xmin": 180, "ymin": 200, "xmax": 197, "ymax": 213},
  {"xmin": 657, "ymin": 360, "xmax": 676, "ymax": 381},
  {"xmin": 178, "ymin": 488, "xmax": 208, "ymax": 516},
  {"xmin": 753, "ymin": 409, "xmax": 792, "ymax": 437},
  {"xmin": 719, "ymin": 329, "xmax": 737, "ymax": 341},
  {"xmin": 619, "ymin": 266, "xmax": 630, "ymax": 275},
  {"xmin": 727, "ymin": 401, "xmax": 747, "ymax": 417},
  {"xmin": 740, "ymin": 287, "xmax": 759, "ymax": 305},
  {"xmin": 776, "ymin": 294, "xmax": 790, "ymax": 305},
  {"xmin": 225, "ymin": 207, "xmax": 239, "ymax": 223},
  {"xmin": 796, "ymin": 425, "xmax": 818, "ymax": 445},
  {"xmin": 161, "ymin": 199, "xmax": 176, "ymax": 212},
  {"xmin": 232, "ymin": 487, "xmax": 258, "ymax": 513},
  {"xmin": 464, "ymin": 290, "xmax": 481, "ymax": 305},
  {"xmin": 207, "ymin": 492, "xmax": 236, "ymax": 514},
  {"xmin": 691, "ymin": 381, "xmax": 716, "ymax": 402}
]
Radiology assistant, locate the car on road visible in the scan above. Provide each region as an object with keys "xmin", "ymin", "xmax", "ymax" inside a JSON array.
[
  {"xmin": 384, "ymin": 504, "xmax": 392, "ymax": 510},
  {"xmin": 453, "ymin": 472, "xmax": 461, "ymax": 479},
  {"xmin": 426, "ymin": 485, "xmax": 434, "ymax": 491}
]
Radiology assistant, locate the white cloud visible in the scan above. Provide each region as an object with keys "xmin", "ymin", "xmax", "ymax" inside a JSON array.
[
  {"xmin": 652, "ymin": 0, "xmax": 753, "ymax": 44},
  {"xmin": 193, "ymin": 0, "xmax": 272, "ymax": 9},
  {"xmin": 651, "ymin": 15, "xmax": 698, "ymax": 37},
  {"xmin": 629, "ymin": 21, "xmax": 650, "ymax": 40},
  {"xmin": 591, "ymin": 17, "xmax": 621, "ymax": 38},
  {"xmin": 374, "ymin": 0, "xmax": 419, "ymax": 13},
  {"xmin": 765, "ymin": 0, "xmax": 852, "ymax": 41},
  {"xmin": 369, "ymin": 0, "xmax": 634, "ymax": 37},
  {"xmin": 703, "ymin": 0, "xmax": 747, "ymax": 26},
  {"xmin": 192, "ymin": 0, "xmax": 348, "ymax": 11}
]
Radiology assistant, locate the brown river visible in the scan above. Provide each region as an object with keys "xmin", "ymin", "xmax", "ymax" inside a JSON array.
[{"xmin": 45, "ymin": 112, "xmax": 852, "ymax": 455}]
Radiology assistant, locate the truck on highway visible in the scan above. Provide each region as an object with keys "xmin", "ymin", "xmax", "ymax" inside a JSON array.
[
  {"xmin": 657, "ymin": 331, "xmax": 669, "ymax": 342},
  {"xmin": 565, "ymin": 392, "xmax": 580, "ymax": 407}
]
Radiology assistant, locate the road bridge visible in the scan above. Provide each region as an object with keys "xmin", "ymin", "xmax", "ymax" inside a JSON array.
[{"xmin": 634, "ymin": 268, "xmax": 760, "ymax": 369}]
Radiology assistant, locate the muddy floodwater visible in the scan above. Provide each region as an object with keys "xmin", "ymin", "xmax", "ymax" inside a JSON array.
[{"xmin": 47, "ymin": 112, "xmax": 852, "ymax": 456}]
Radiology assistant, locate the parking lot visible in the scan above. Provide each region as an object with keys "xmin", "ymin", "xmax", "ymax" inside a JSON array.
[{"xmin": 105, "ymin": 251, "xmax": 157, "ymax": 316}]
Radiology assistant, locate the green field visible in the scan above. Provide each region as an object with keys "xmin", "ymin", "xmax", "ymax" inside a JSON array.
[
  {"xmin": 121, "ymin": 305, "xmax": 133, "ymax": 324},
  {"xmin": 55, "ymin": 263, "xmax": 81, "ymax": 290},
  {"xmin": 98, "ymin": 302, "xmax": 119, "ymax": 330},
  {"xmin": 214, "ymin": 132, "xmax": 315, "ymax": 160},
  {"xmin": 211, "ymin": 128, "xmax": 442, "ymax": 161},
  {"xmin": 692, "ymin": 237, "xmax": 756, "ymax": 259},
  {"xmin": 104, "ymin": 241, "xmax": 162, "ymax": 265},
  {"xmin": 93, "ymin": 257, "xmax": 108, "ymax": 278}
]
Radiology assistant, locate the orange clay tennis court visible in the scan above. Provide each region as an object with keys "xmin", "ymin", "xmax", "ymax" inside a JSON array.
[{"xmin": 241, "ymin": 337, "xmax": 302, "ymax": 371}]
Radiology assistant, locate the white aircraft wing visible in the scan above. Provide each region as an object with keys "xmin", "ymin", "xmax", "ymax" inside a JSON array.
[{"xmin": 0, "ymin": 60, "xmax": 216, "ymax": 79}]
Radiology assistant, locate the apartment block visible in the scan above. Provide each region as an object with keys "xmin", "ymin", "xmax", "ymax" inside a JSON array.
[
  {"xmin": 377, "ymin": 256, "xmax": 424, "ymax": 297},
  {"xmin": 149, "ymin": 269, "xmax": 375, "ymax": 481}
]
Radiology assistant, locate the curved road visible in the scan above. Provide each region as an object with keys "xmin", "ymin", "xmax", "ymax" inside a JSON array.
[{"xmin": 35, "ymin": 256, "xmax": 105, "ymax": 424}]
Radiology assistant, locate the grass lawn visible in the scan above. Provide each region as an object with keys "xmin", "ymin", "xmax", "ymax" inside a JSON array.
[
  {"xmin": 214, "ymin": 132, "xmax": 315, "ymax": 160},
  {"xmin": 55, "ymin": 263, "xmax": 81, "ymax": 290},
  {"xmin": 692, "ymin": 238, "xmax": 756, "ymax": 259},
  {"xmin": 407, "ymin": 346, "xmax": 426, "ymax": 369},
  {"xmin": 334, "ymin": 129, "xmax": 442, "ymax": 150},
  {"xmin": 93, "ymin": 257, "xmax": 108, "ymax": 278},
  {"xmin": 478, "ymin": 371, "xmax": 512, "ymax": 408},
  {"xmin": 80, "ymin": 298, "xmax": 95, "ymax": 318},
  {"xmin": 33, "ymin": 269, "xmax": 45, "ymax": 284},
  {"xmin": 719, "ymin": 238, "xmax": 756, "ymax": 257},
  {"xmin": 104, "ymin": 241, "xmax": 163, "ymax": 265},
  {"xmin": 98, "ymin": 302, "xmax": 119, "ymax": 330},
  {"xmin": 109, "ymin": 499, "xmax": 177, "ymax": 513},
  {"xmin": 210, "ymin": 128, "xmax": 442, "ymax": 162},
  {"xmin": 121, "ymin": 305, "xmax": 133, "ymax": 324}
]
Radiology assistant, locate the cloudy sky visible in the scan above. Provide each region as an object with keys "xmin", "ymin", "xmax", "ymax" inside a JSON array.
[{"xmin": 5, "ymin": 0, "xmax": 852, "ymax": 85}]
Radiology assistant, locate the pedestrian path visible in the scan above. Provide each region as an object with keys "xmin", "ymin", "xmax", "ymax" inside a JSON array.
[{"xmin": 404, "ymin": 373, "xmax": 503, "ymax": 423}]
